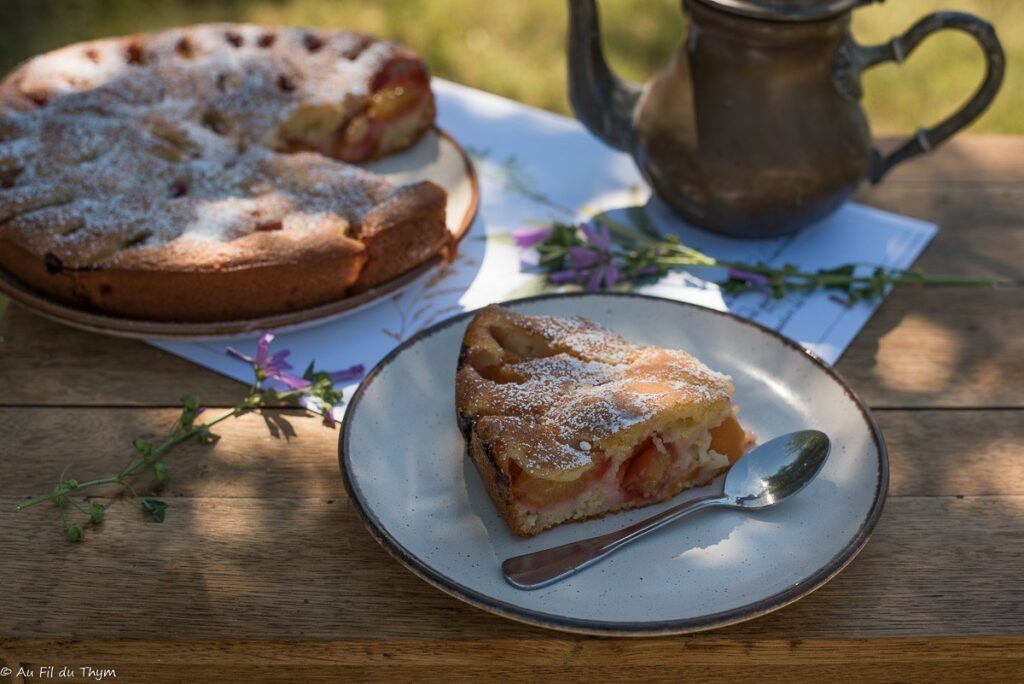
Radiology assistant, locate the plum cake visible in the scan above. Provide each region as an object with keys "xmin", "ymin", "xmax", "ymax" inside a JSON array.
[
  {"xmin": 0, "ymin": 24, "xmax": 448, "ymax": 321},
  {"xmin": 456, "ymin": 305, "xmax": 754, "ymax": 537}
]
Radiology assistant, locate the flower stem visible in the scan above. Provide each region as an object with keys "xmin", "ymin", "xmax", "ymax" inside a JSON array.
[
  {"xmin": 15, "ymin": 406, "xmax": 248, "ymax": 512},
  {"xmin": 526, "ymin": 214, "xmax": 1004, "ymax": 296},
  {"xmin": 17, "ymin": 334, "xmax": 364, "ymax": 543}
]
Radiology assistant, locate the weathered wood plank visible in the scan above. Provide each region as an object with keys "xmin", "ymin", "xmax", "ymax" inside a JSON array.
[
  {"xmin": 3, "ymin": 635, "xmax": 1022, "ymax": 667},
  {"xmin": 877, "ymin": 410, "xmax": 1024, "ymax": 497},
  {"xmin": 837, "ymin": 287, "xmax": 1024, "ymax": 407},
  {"xmin": 0, "ymin": 303, "xmax": 245, "ymax": 407},
  {"xmin": 1, "ymin": 494, "xmax": 1021, "ymax": 641},
  {"xmin": 876, "ymin": 135, "xmax": 1024, "ymax": 185},
  {"xmin": 2, "ymin": 637, "xmax": 1024, "ymax": 683},
  {"xmin": 1, "ymin": 408, "xmax": 1021, "ymax": 500},
  {"xmin": 0, "ymin": 408, "xmax": 340, "ymax": 501}
]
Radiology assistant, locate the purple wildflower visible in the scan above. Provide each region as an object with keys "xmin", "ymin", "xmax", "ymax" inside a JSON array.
[
  {"xmin": 567, "ymin": 245, "xmax": 602, "ymax": 269},
  {"xmin": 728, "ymin": 268, "xmax": 772, "ymax": 290},
  {"xmin": 548, "ymin": 220, "xmax": 621, "ymax": 292},
  {"xmin": 549, "ymin": 269, "xmax": 587, "ymax": 284},
  {"xmin": 329, "ymin": 365, "xmax": 366, "ymax": 383},
  {"xmin": 604, "ymin": 262, "xmax": 620, "ymax": 290},
  {"xmin": 511, "ymin": 226, "xmax": 552, "ymax": 249},
  {"xmin": 227, "ymin": 332, "xmax": 366, "ymax": 391},
  {"xmin": 549, "ymin": 263, "xmax": 621, "ymax": 292},
  {"xmin": 226, "ymin": 332, "xmax": 310, "ymax": 389},
  {"xmin": 579, "ymin": 221, "xmax": 613, "ymax": 251}
]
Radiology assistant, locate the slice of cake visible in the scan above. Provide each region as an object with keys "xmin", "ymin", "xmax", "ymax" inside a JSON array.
[{"xmin": 455, "ymin": 304, "xmax": 754, "ymax": 537}]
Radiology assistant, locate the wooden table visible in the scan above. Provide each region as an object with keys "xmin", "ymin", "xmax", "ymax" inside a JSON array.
[{"xmin": 1, "ymin": 136, "xmax": 1022, "ymax": 682}]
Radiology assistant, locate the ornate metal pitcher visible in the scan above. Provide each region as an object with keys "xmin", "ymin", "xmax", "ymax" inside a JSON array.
[{"xmin": 567, "ymin": 0, "xmax": 1005, "ymax": 237}]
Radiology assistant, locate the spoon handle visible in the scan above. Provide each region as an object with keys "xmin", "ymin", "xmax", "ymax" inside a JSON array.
[{"xmin": 501, "ymin": 494, "xmax": 727, "ymax": 589}]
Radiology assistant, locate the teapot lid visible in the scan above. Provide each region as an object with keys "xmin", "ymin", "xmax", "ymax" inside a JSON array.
[{"xmin": 699, "ymin": 0, "xmax": 880, "ymax": 21}]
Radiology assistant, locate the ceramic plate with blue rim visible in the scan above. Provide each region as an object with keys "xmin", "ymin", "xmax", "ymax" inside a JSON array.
[{"xmin": 339, "ymin": 293, "xmax": 887, "ymax": 635}]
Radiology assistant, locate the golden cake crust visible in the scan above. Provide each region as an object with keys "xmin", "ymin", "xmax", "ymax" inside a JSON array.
[
  {"xmin": 456, "ymin": 305, "xmax": 744, "ymax": 536},
  {"xmin": 0, "ymin": 24, "xmax": 448, "ymax": 321}
]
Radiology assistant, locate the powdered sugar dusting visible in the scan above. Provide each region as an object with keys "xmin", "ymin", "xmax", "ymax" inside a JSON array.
[
  {"xmin": 0, "ymin": 23, "xmax": 427, "ymax": 268},
  {"xmin": 521, "ymin": 313, "xmax": 637, "ymax": 365},
  {"xmin": 459, "ymin": 307, "xmax": 735, "ymax": 477}
]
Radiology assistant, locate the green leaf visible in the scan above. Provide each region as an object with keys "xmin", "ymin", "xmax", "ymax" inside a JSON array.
[
  {"xmin": 302, "ymin": 360, "xmax": 316, "ymax": 381},
  {"xmin": 534, "ymin": 222, "xmax": 586, "ymax": 272},
  {"xmin": 141, "ymin": 498, "xmax": 167, "ymax": 523},
  {"xmin": 64, "ymin": 524, "xmax": 83, "ymax": 542},
  {"xmin": 89, "ymin": 502, "xmax": 105, "ymax": 524},
  {"xmin": 153, "ymin": 462, "xmax": 168, "ymax": 487},
  {"xmin": 196, "ymin": 425, "xmax": 220, "ymax": 444},
  {"xmin": 314, "ymin": 388, "xmax": 344, "ymax": 407},
  {"xmin": 178, "ymin": 395, "xmax": 201, "ymax": 428},
  {"xmin": 132, "ymin": 438, "xmax": 154, "ymax": 461},
  {"xmin": 819, "ymin": 264, "xmax": 858, "ymax": 291}
]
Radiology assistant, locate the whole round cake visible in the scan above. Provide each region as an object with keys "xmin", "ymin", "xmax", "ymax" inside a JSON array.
[{"xmin": 0, "ymin": 24, "xmax": 448, "ymax": 321}]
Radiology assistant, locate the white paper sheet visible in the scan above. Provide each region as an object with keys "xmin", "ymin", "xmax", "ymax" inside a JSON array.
[{"xmin": 152, "ymin": 79, "xmax": 936, "ymax": 407}]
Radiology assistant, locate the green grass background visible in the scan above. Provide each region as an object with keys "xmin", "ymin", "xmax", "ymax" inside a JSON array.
[{"xmin": 1, "ymin": 0, "xmax": 1020, "ymax": 134}]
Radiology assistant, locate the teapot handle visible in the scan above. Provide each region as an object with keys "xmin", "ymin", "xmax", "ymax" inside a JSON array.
[{"xmin": 849, "ymin": 12, "xmax": 1005, "ymax": 183}]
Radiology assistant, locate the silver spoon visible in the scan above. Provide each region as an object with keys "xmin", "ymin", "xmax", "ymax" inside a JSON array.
[{"xmin": 502, "ymin": 429, "xmax": 831, "ymax": 590}]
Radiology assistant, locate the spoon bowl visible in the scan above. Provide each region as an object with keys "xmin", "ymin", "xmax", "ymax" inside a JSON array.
[
  {"xmin": 502, "ymin": 429, "xmax": 831, "ymax": 590},
  {"xmin": 724, "ymin": 430, "xmax": 831, "ymax": 508}
]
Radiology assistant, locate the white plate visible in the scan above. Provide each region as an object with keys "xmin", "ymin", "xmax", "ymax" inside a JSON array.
[{"xmin": 339, "ymin": 293, "xmax": 887, "ymax": 635}]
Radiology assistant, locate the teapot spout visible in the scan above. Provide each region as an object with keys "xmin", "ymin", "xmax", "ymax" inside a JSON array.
[{"xmin": 567, "ymin": 0, "xmax": 642, "ymax": 152}]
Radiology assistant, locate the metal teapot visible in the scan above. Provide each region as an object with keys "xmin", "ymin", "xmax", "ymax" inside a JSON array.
[{"xmin": 567, "ymin": 0, "xmax": 1005, "ymax": 237}]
